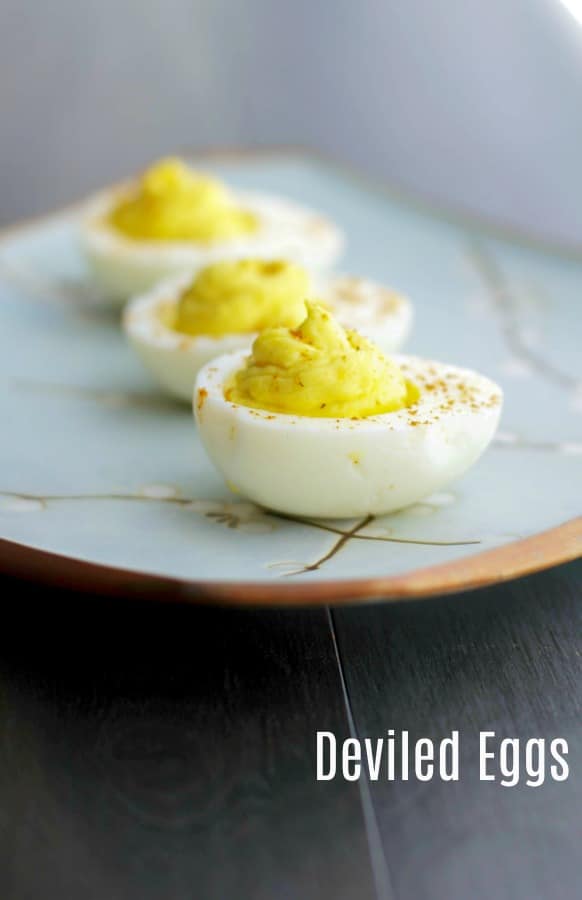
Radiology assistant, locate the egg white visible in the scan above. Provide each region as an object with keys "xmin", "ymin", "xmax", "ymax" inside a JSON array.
[
  {"xmin": 80, "ymin": 187, "xmax": 345, "ymax": 304},
  {"xmin": 123, "ymin": 273, "xmax": 413, "ymax": 402},
  {"xmin": 193, "ymin": 350, "xmax": 502, "ymax": 518}
]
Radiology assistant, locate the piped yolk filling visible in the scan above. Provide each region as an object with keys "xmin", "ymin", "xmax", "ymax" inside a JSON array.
[
  {"xmin": 108, "ymin": 158, "xmax": 258, "ymax": 242},
  {"xmin": 173, "ymin": 258, "xmax": 310, "ymax": 337},
  {"xmin": 227, "ymin": 302, "xmax": 418, "ymax": 418}
]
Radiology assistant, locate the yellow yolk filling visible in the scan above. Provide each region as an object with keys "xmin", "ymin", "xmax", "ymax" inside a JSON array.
[
  {"xmin": 174, "ymin": 259, "xmax": 310, "ymax": 337},
  {"xmin": 108, "ymin": 158, "xmax": 258, "ymax": 242},
  {"xmin": 229, "ymin": 302, "xmax": 416, "ymax": 417}
]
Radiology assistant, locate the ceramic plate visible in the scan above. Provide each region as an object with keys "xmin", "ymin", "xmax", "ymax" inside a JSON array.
[{"xmin": 0, "ymin": 151, "xmax": 580, "ymax": 605}]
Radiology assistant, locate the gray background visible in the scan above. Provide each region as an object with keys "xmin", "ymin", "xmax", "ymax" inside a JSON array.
[{"xmin": 1, "ymin": 0, "xmax": 582, "ymax": 242}]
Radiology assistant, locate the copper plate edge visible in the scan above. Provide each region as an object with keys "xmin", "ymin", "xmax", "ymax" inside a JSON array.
[{"xmin": 0, "ymin": 519, "xmax": 580, "ymax": 606}]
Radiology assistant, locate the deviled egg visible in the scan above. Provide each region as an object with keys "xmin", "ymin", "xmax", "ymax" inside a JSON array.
[
  {"xmin": 80, "ymin": 157, "xmax": 344, "ymax": 303},
  {"xmin": 194, "ymin": 303, "xmax": 502, "ymax": 518},
  {"xmin": 123, "ymin": 258, "xmax": 413, "ymax": 402}
]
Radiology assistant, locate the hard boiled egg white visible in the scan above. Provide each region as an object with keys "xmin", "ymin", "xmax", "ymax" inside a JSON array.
[
  {"xmin": 81, "ymin": 187, "xmax": 344, "ymax": 305},
  {"xmin": 194, "ymin": 350, "xmax": 502, "ymax": 518},
  {"xmin": 123, "ymin": 273, "xmax": 413, "ymax": 402}
]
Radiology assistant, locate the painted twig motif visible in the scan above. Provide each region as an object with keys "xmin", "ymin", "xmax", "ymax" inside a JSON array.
[
  {"xmin": 277, "ymin": 512, "xmax": 480, "ymax": 546},
  {"xmin": 466, "ymin": 241, "xmax": 581, "ymax": 392},
  {"xmin": 271, "ymin": 516, "xmax": 374, "ymax": 577},
  {"xmin": 271, "ymin": 512, "xmax": 480, "ymax": 577},
  {"xmin": 493, "ymin": 433, "xmax": 582, "ymax": 455},
  {"xmin": 11, "ymin": 378, "xmax": 180, "ymax": 413},
  {"xmin": 0, "ymin": 488, "xmax": 190, "ymax": 510},
  {"xmin": 0, "ymin": 488, "xmax": 479, "ymax": 577},
  {"xmin": 0, "ymin": 257, "xmax": 104, "ymax": 313}
]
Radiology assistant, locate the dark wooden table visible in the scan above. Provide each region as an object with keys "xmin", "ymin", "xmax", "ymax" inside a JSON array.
[{"xmin": 0, "ymin": 561, "xmax": 580, "ymax": 900}]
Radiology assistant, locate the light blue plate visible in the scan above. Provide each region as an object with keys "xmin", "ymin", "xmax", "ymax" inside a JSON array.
[{"xmin": 0, "ymin": 152, "xmax": 580, "ymax": 603}]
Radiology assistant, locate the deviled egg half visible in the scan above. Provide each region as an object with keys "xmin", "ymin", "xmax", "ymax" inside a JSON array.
[
  {"xmin": 194, "ymin": 303, "xmax": 502, "ymax": 518},
  {"xmin": 123, "ymin": 258, "xmax": 413, "ymax": 402},
  {"xmin": 80, "ymin": 157, "xmax": 344, "ymax": 303}
]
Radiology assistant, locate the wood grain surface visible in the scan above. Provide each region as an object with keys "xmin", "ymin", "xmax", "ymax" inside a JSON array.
[
  {"xmin": 0, "ymin": 577, "xmax": 375, "ymax": 900},
  {"xmin": 0, "ymin": 560, "xmax": 580, "ymax": 899}
]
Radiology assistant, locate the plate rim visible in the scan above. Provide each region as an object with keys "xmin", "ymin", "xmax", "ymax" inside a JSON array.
[
  {"xmin": 1, "ymin": 146, "xmax": 581, "ymax": 605},
  {"xmin": 0, "ymin": 520, "xmax": 580, "ymax": 605}
]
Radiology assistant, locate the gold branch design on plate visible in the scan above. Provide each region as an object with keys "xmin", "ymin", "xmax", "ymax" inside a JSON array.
[
  {"xmin": 493, "ymin": 433, "xmax": 582, "ymax": 455},
  {"xmin": 0, "ymin": 257, "xmax": 105, "ymax": 314},
  {"xmin": 466, "ymin": 241, "xmax": 582, "ymax": 393},
  {"xmin": 270, "ymin": 512, "xmax": 481, "ymax": 577},
  {"xmin": 0, "ymin": 488, "xmax": 480, "ymax": 577},
  {"xmin": 10, "ymin": 378, "xmax": 181, "ymax": 413}
]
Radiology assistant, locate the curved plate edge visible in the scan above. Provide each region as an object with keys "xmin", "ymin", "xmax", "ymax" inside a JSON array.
[{"xmin": 0, "ymin": 518, "xmax": 580, "ymax": 607}]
